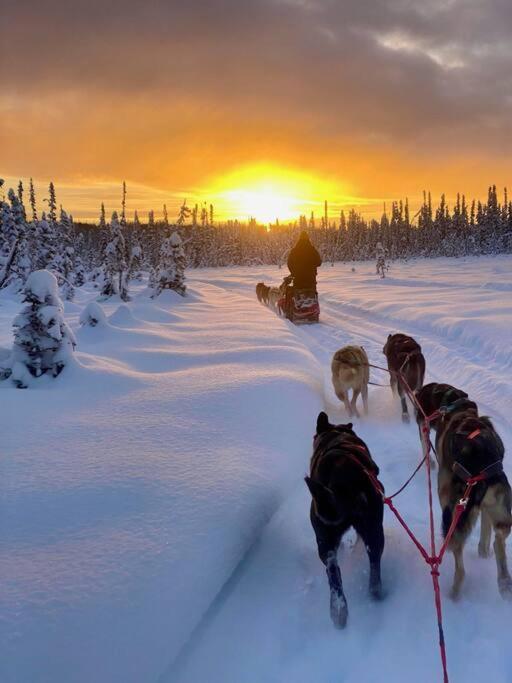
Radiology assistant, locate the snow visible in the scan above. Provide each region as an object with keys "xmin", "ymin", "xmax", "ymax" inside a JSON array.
[
  {"xmin": 1, "ymin": 255, "xmax": 512, "ymax": 683},
  {"xmin": 24, "ymin": 269, "xmax": 59, "ymax": 303},
  {"xmin": 79, "ymin": 301, "xmax": 107, "ymax": 327}
]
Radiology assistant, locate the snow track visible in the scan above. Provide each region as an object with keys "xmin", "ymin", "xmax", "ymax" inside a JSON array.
[{"xmin": 173, "ymin": 258, "xmax": 512, "ymax": 683}]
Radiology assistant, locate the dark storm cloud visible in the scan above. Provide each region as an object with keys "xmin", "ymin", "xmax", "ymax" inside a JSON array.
[{"xmin": 2, "ymin": 0, "xmax": 512, "ymax": 192}]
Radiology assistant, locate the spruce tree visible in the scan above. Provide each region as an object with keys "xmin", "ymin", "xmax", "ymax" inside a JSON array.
[
  {"xmin": 29, "ymin": 178, "xmax": 38, "ymax": 222},
  {"xmin": 152, "ymin": 231, "xmax": 186, "ymax": 297},
  {"xmin": 10, "ymin": 270, "xmax": 76, "ymax": 387},
  {"xmin": 120, "ymin": 181, "xmax": 127, "ymax": 227},
  {"xmin": 47, "ymin": 182, "xmax": 57, "ymax": 226},
  {"xmin": 101, "ymin": 212, "xmax": 129, "ymax": 300}
]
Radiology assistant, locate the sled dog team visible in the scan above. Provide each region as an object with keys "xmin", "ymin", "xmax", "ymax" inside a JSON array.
[
  {"xmin": 309, "ymin": 333, "xmax": 512, "ymax": 629},
  {"xmin": 256, "ymin": 280, "xmax": 283, "ymax": 314}
]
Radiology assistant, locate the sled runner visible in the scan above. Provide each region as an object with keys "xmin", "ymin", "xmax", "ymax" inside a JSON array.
[{"xmin": 278, "ymin": 276, "xmax": 320, "ymax": 324}]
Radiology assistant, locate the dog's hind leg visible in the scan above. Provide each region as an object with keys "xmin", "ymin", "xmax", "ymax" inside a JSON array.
[
  {"xmin": 316, "ymin": 534, "xmax": 348, "ymax": 629},
  {"xmin": 357, "ymin": 522, "xmax": 384, "ymax": 600},
  {"xmin": 335, "ymin": 386, "xmax": 352, "ymax": 417},
  {"xmin": 350, "ymin": 389, "xmax": 361, "ymax": 418},
  {"xmin": 397, "ymin": 383, "xmax": 409, "ymax": 423},
  {"xmin": 325, "ymin": 551, "xmax": 348, "ymax": 628},
  {"xmin": 494, "ymin": 525, "xmax": 512, "ymax": 599},
  {"xmin": 448, "ymin": 535, "xmax": 466, "ymax": 600},
  {"xmin": 389, "ymin": 373, "xmax": 397, "ymax": 397},
  {"xmin": 478, "ymin": 509, "xmax": 492, "ymax": 558},
  {"xmin": 361, "ymin": 384, "xmax": 369, "ymax": 416},
  {"xmin": 485, "ymin": 488, "xmax": 512, "ymax": 598}
]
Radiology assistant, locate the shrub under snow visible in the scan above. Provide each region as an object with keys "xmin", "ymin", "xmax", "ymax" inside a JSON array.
[
  {"xmin": 79, "ymin": 301, "xmax": 107, "ymax": 328},
  {"xmin": 10, "ymin": 270, "xmax": 76, "ymax": 388}
]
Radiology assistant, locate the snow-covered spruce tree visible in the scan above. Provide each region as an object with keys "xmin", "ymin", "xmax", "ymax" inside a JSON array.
[
  {"xmin": 120, "ymin": 181, "xmax": 127, "ymax": 228},
  {"xmin": 73, "ymin": 232, "xmax": 87, "ymax": 287},
  {"xmin": 33, "ymin": 212, "xmax": 58, "ymax": 271},
  {"xmin": 0, "ymin": 200, "xmax": 19, "ymax": 288},
  {"xmin": 10, "ymin": 270, "xmax": 76, "ymax": 388},
  {"xmin": 5, "ymin": 188, "xmax": 31, "ymax": 287},
  {"xmin": 127, "ymin": 224, "xmax": 143, "ymax": 281},
  {"xmin": 29, "ymin": 178, "xmax": 38, "ymax": 222},
  {"xmin": 101, "ymin": 211, "xmax": 129, "ymax": 300},
  {"xmin": 51, "ymin": 206, "xmax": 75, "ymax": 300},
  {"xmin": 47, "ymin": 182, "xmax": 58, "ymax": 227},
  {"xmin": 152, "ymin": 231, "xmax": 186, "ymax": 297}
]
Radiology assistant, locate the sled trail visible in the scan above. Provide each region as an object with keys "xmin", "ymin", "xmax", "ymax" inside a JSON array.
[{"xmin": 173, "ymin": 259, "xmax": 512, "ymax": 683}]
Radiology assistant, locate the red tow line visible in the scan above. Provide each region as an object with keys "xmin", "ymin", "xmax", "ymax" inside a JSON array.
[{"xmin": 351, "ymin": 362, "xmax": 486, "ymax": 683}]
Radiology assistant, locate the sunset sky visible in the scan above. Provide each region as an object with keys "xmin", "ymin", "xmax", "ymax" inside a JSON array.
[{"xmin": 2, "ymin": 0, "xmax": 512, "ymax": 222}]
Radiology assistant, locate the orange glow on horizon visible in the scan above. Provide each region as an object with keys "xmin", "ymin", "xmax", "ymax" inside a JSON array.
[{"xmin": 206, "ymin": 164, "xmax": 351, "ymax": 223}]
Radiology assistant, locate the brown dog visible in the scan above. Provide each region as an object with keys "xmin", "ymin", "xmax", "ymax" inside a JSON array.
[
  {"xmin": 383, "ymin": 333, "xmax": 425, "ymax": 422},
  {"xmin": 436, "ymin": 403, "xmax": 512, "ymax": 600},
  {"xmin": 255, "ymin": 282, "xmax": 265, "ymax": 302},
  {"xmin": 255, "ymin": 282, "xmax": 270, "ymax": 304},
  {"xmin": 331, "ymin": 346, "xmax": 369, "ymax": 418}
]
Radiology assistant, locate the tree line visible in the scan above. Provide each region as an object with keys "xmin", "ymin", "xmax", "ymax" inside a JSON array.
[{"xmin": 1, "ymin": 180, "xmax": 511, "ymax": 301}]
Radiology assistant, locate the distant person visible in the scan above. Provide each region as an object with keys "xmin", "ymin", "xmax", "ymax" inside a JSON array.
[
  {"xmin": 287, "ymin": 231, "xmax": 322, "ymax": 292},
  {"xmin": 375, "ymin": 241, "xmax": 388, "ymax": 279}
]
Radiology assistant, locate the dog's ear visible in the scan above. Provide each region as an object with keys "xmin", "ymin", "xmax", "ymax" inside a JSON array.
[
  {"xmin": 316, "ymin": 411, "xmax": 330, "ymax": 434},
  {"xmin": 305, "ymin": 477, "xmax": 337, "ymax": 507}
]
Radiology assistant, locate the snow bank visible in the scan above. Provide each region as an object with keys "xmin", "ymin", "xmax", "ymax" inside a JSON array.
[{"xmin": 0, "ymin": 276, "xmax": 322, "ymax": 682}]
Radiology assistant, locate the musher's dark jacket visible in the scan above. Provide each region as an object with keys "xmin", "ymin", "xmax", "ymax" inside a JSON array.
[{"xmin": 287, "ymin": 235, "xmax": 322, "ymax": 289}]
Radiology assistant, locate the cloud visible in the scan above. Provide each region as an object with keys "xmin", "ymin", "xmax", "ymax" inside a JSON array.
[{"xmin": 2, "ymin": 0, "xmax": 512, "ymax": 215}]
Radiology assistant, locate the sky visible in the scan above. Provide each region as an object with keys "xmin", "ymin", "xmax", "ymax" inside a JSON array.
[{"xmin": 2, "ymin": 0, "xmax": 512, "ymax": 222}]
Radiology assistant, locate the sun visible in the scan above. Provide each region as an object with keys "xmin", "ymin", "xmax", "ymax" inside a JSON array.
[
  {"xmin": 207, "ymin": 163, "xmax": 341, "ymax": 223},
  {"xmin": 222, "ymin": 186, "xmax": 300, "ymax": 224}
]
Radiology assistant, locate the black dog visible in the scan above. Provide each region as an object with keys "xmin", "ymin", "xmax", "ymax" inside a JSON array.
[
  {"xmin": 415, "ymin": 382, "xmax": 471, "ymax": 436},
  {"xmin": 305, "ymin": 412, "xmax": 384, "ymax": 628},
  {"xmin": 414, "ymin": 382, "xmax": 473, "ymax": 467}
]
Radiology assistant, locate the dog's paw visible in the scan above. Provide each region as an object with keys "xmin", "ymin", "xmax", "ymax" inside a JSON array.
[
  {"xmin": 449, "ymin": 585, "xmax": 462, "ymax": 601},
  {"xmin": 330, "ymin": 590, "xmax": 348, "ymax": 629},
  {"xmin": 498, "ymin": 577, "xmax": 512, "ymax": 600},
  {"xmin": 369, "ymin": 581, "xmax": 383, "ymax": 601},
  {"xmin": 401, "ymin": 413, "xmax": 410, "ymax": 424},
  {"xmin": 478, "ymin": 544, "xmax": 491, "ymax": 559}
]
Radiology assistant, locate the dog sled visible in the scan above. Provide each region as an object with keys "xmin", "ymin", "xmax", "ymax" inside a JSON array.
[{"xmin": 278, "ymin": 276, "xmax": 320, "ymax": 324}]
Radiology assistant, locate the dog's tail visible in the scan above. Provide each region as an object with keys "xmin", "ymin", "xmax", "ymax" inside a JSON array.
[{"xmin": 399, "ymin": 351, "xmax": 425, "ymax": 392}]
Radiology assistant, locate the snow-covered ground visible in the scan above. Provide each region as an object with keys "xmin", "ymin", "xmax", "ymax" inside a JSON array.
[{"xmin": 1, "ymin": 256, "xmax": 512, "ymax": 683}]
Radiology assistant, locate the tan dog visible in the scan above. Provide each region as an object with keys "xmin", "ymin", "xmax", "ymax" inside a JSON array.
[
  {"xmin": 331, "ymin": 345, "xmax": 369, "ymax": 418},
  {"xmin": 268, "ymin": 287, "xmax": 281, "ymax": 311}
]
